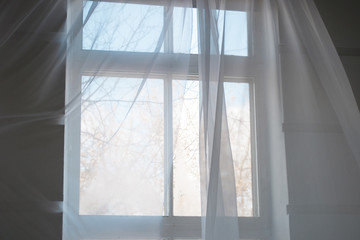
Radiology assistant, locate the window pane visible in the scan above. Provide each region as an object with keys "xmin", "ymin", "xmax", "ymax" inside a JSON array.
[
  {"xmin": 173, "ymin": 8, "xmax": 198, "ymax": 54},
  {"xmin": 80, "ymin": 76, "xmax": 164, "ymax": 215},
  {"xmin": 83, "ymin": 1, "xmax": 164, "ymax": 52},
  {"xmin": 224, "ymin": 11, "xmax": 248, "ymax": 56},
  {"xmin": 224, "ymin": 82, "xmax": 253, "ymax": 216},
  {"xmin": 172, "ymin": 80, "xmax": 253, "ymax": 216},
  {"xmin": 173, "ymin": 80, "xmax": 201, "ymax": 216},
  {"xmin": 173, "ymin": 8, "xmax": 248, "ymax": 56}
]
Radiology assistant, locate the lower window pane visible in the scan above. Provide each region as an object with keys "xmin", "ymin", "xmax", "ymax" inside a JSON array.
[
  {"xmin": 224, "ymin": 82, "xmax": 253, "ymax": 216},
  {"xmin": 172, "ymin": 80, "xmax": 253, "ymax": 216},
  {"xmin": 173, "ymin": 80, "xmax": 201, "ymax": 216},
  {"xmin": 80, "ymin": 76, "xmax": 164, "ymax": 215}
]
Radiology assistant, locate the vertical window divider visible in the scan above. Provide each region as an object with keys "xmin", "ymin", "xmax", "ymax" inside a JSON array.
[
  {"xmin": 247, "ymin": 1, "xmax": 254, "ymax": 57},
  {"xmin": 164, "ymin": 4, "xmax": 174, "ymax": 217},
  {"xmin": 249, "ymin": 79, "xmax": 259, "ymax": 217},
  {"xmin": 164, "ymin": 74, "xmax": 174, "ymax": 217},
  {"xmin": 164, "ymin": 5, "xmax": 174, "ymax": 54}
]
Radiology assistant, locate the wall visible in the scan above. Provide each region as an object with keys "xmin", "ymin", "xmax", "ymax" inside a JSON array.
[
  {"xmin": 0, "ymin": 1, "xmax": 66, "ymax": 239},
  {"xmin": 282, "ymin": 1, "xmax": 360, "ymax": 239},
  {"xmin": 314, "ymin": 0, "xmax": 360, "ymax": 108}
]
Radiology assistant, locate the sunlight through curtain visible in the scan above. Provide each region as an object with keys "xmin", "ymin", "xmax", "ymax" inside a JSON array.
[{"xmin": 1, "ymin": 0, "xmax": 360, "ymax": 239}]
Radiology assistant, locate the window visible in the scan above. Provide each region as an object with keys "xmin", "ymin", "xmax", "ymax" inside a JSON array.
[
  {"xmin": 65, "ymin": 0, "xmax": 267, "ymax": 239},
  {"xmin": 82, "ymin": 1, "xmax": 249, "ymax": 56},
  {"xmin": 79, "ymin": 75, "xmax": 254, "ymax": 217}
]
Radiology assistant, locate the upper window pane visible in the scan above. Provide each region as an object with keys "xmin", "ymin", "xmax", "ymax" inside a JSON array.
[
  {"xmin": 82, "ymin": 2, "xmax": 248, "ymax": 56},
  {"xmin": 224, "ymin": 11, "xmax": 248, "ymax": 56},
  {"xmin": 173, "ymin": 8, "xmax": 198, "ymax": 54},
  {"xmin": 83, "ymin": 1, "xmax": 164, "ymax": 52},
  {"xmin": 174, "ymin": 8, "xmax": 248, "ymax": 56}
]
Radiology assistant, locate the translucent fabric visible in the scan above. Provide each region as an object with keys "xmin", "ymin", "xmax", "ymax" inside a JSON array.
[
  {"xmin": 1, "ymin": 0, "xmax": 360, "ymax": 240},
  {"xmin": 278, "ymin": 0, "xmax": 360, "ymax": 168}
]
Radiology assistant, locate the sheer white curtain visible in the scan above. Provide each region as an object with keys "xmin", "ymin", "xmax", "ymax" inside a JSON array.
[
  {"xmin": 278, "ymin": 0, "xmax": 360, "ymax": 167},
  {"xmin": 64, "ymin": 0, "xmax": 360, "ymax": 240},
  {"xmin": 1, "ymin": 0, "xmax": 359, "ymax": 239},
  {"xmin": 197, "ymin": 0, "xmax": 240, "ymax": 239},
  {"xmin": 64, "ymin": 0, "xmax": 360, "ymax": 238},
  {"xmin": 64, "ymin": 0, "xmax": 258, "ymax": 238}
]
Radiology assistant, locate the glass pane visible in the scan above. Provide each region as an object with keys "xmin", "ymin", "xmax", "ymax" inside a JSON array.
[
  {"xmin": 173, "ymin": 80, "xmax": 201, "ymax": 216},
  {"xmin": 173, "ymin": 8, "xmax": 198, "ymax": 54},
  {"xmin": 224, "ymin": 82, "xmax": 253, "ymax": 216},
  {"xmin": 224, "ymin": 11, "xmax": 248, "ymax": 56},
  {"xmin": 83, "ymin": 1, "xmax": 164, "ymax": 52},
  {"xmin": 173, "ymin": 9, "xmax": 247, "ymax": 56},
  {"xmin": 80, "ymin": 76, "xmax": 164, "ymax": 215}
]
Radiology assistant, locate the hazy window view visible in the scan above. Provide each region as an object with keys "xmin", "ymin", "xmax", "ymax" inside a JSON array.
[
  {"xmin": 172, "ymin": 80, "xmax": 253, "ymax": 216},
  {"xmin": 80, "ymin": 1, "xmax": 253, "ymax": 217},
  {"xmin": 224, "ymin": 82, "xmax": 253, "ymax": 216},
  {"xmin": 80, "ymin": 77, "xmax": 253, "ymax": 216},
  {"xmin": 173, "ymin": 80, "xmax": 201, "ymax": 216},
  {"xmin": 80, "ymin": 77, "xmax": 164, "ymax": 215}
]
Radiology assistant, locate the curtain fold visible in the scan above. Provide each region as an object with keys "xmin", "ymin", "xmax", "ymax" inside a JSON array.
[
  {"xmin": 197, "ymin": 0, "xmax": 239, "ymax": 239},
  {"xmin": 278, "ymin": 0, "xmax": 360, "ymax": 168}
]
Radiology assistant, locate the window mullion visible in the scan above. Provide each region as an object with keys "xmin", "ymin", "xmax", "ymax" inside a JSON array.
[
  {"xmin": 247, "ymin": 2, "xmax": 254, "ymax": 57},
  {"xmin": 164, "ymin": 3, "xmax": 174, "ymax": 217},
  {"xmin": 164, "ymin": 75, "xmax": 174, "ymax": 217},
  {"xmin": 249, "ymin": 80, "xmax": 259, "ymax": 217}
]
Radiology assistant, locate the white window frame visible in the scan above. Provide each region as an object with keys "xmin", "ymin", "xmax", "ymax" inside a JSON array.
[{"xmin": 64, "ymin": 0, "xmax": 271, "ymax": 239}]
